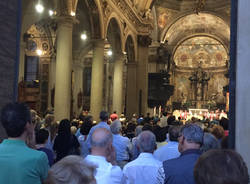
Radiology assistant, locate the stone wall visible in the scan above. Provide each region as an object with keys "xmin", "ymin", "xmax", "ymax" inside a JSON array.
[{"xmin": 0, "ymin": 0, "xmax": 21, "ymax": 141}]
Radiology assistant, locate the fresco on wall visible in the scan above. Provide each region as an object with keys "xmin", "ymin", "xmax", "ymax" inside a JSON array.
[
  {"xmin": 175, "ymin": 76, "xmax": 189, "ymax": 102},
  {"xmin": 174, "ymin": 36, "xmax": 228, "ymax": 68},
  {"xmin": 164, "ymin": 13, "xmax": 230, "ymax": 44},
  {"xmin": 174, "ymin": 72, "xmax": 228, "ymax": 105},
  {"xmin": 156, "ymin": 7, "xmax": 178, "ymax": 29},
  {"xmin": 207, "ymin": 73, "xmax": 228, "ymax": 103}
]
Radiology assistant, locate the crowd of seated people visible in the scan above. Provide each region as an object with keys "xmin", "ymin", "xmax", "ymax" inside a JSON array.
[{"xmin": 0, "ymin": 102, "xmax": 249, "ymax": 184}]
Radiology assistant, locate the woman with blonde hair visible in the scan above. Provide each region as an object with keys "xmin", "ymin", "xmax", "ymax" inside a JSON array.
[{"xmin": 45, "ymin": 155, "xmax": 96, "ymax": 184}]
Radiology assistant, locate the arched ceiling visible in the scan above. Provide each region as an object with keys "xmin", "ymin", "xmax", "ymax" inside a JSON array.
[
  {"xmin": 162, "ymin": 13, "xmax": 230, "ymax": 47},
  {"xmin": 154, "ymin": 0, "xmax": 230, "ymax": 11},
  {"xmin": 132, "ymin": 0, "xmax": 230, "ymax": 12}
]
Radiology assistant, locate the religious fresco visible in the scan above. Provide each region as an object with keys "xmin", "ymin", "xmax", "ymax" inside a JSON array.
[
  {"xmin": 173, "ymin": 36, "xmax": 228, "ymax": 68},
  {"xmin": 156, "ymin": 7, "xmax": 177, "ymax": 29},
  {"xmin": 207, "ymin": 73, "xmax": 228, "ymax": 104},
  {"xmin": 173, "ymin": 72, "xmax": 228, "ymax": 105},
  {"xmin": 164, "ymin": 13, "xmax": 230, "ymax": 44},
  {"xmin": 174, "ymin": 75, "xmax": 189, "ymax": 102},
  {"xmin": 26, "ymin": 24, "xmax": 52, "ymax": 57}
]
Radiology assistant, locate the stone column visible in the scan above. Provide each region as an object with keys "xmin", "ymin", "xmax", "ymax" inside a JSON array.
[
  {"xmin": 112, "ymin": 54, "xmax": 125, "ymax": 116},
  {"xmin": 18, "ymin": 41, "xmax": 26, "ymax": 82},
  {"xmin": 54, "ymin": 17, "xmax": 73, "ymax": 121},
  {"xmin": 235, "ymin": 0, "xmax": 250, "ymax": 175},
  {"xmin": 126, "ymin": 62, "xmax": 137, "ymax": 118},
  {"xmin": 137, "ymin": 35, "xmax": 151, "ymax": 116},
  {"xmin": 48, "ymin": 55, "xmax": 56, "ymax": 110},
  {"xmin": 90, "ymin": 39, "xmax": 104, "ymax": 121},
  {"xmin": 73, "ymin": 62, "xmax": 83, "ymax": 117}
]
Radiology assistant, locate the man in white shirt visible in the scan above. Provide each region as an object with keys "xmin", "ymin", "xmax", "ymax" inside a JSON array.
[
  {"xmin": 123, "ymin": 131, "xmax": 162, "ymax": 184},
  {"xmin": 154, "ymin": 126, "xmax": 180, "ymax": 162},
  {"xmin": 159, "ymin": 112, "xmax": 168, "ymax": 128},
  {"xmin": 85, "ymin": 128, "xmax": 123, "ymax": 184}
]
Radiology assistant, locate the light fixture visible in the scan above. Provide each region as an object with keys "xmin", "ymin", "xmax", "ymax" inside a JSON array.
[
  {"xmin": 36, "ymin": 49, "xmax": 43, "ymax": 56},
  {"xmin": 49, "ymin": 10, "xmax": 54, "ymax": 16},
  {"xmin": 107, "ymin": 50, "xmax": 113, "ymax": 56},
  {"xmin": 35, "ymin": 3, "xmax": 44, "ymax": 13},
  {"xmin": 80, "ymin": 33, "xmax": 87, "ymax": 40},
  {"xmin": 71, "ymin": 11, "xmax": 76, "ymax": 16}
]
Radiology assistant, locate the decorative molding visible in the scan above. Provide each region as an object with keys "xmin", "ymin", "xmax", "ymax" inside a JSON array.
[
  {"xmin": 106, "ymin": 0, "xmax": 153, "ymax": 34},
  {"xmin": 138, "ymin": 35, "xmax": 152, "ymax": 47}
]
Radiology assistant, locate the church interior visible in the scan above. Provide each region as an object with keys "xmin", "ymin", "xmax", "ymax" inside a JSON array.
[
  {"xmin": 19, "ymin": 0, "xmax": 231, "ymax": 122},
  {"xmin": 1, "ymin": 0, "xmax": 250, "ymax": 176}
]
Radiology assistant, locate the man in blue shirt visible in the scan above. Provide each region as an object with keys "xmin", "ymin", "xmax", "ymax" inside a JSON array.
[
  {"xmin": 0, "ymin": 103, "xmax": 49, "ymax": 184},
  {"xmin": 86, "ymin": 111, "xmax": 110, "ymax": 149},
  {"xmin": 110, "ymin": 120, "xmax": 132, "ymax": 167},
  {"xmin": 154, "ymin": 125, "xmax": 181, "ymax": 161}
]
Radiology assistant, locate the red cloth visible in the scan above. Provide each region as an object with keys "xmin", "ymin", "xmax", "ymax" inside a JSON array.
[{"xmin": 224, "ymin": 130, "xmax": 229, "ymax": 136}]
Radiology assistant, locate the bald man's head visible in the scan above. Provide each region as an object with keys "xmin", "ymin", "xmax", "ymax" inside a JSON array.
[{"xmin": 90, "ymin": 128, "xmax": 113, "ymax": 148}]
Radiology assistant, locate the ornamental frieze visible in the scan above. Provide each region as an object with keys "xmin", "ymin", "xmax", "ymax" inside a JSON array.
[{"xmin": 106, "ymin": 0, "xmax": 153, "ymax": 34}]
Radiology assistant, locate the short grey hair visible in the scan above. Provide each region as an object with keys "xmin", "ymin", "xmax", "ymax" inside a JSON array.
[
  {"xmin": 200, "ymin": 133, "xmax": 220, "ymax": 153},
  {"xmin": 181, "ymin": 123, "xmax": 204, "ymax": 145},
  {"xmin": 90, "ymin": 128, "xmax": 113, "ymax": 148},
  {"xmin": 110, "ymin": 120, "xmax": 122, "ymax": 134},
  {"xmin": 135, "ymin": 125, "xmax": 143, "ymax": 136},
  {"xmin": 46, "ymin": 155, "xmax": 96, "ymax": 184},
  {"xmin": 137, "ymin": 131, "xmax": 156, "ymax": 153}
]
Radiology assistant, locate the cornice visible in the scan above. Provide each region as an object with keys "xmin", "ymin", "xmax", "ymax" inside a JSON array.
[{"xmin": 107, "ymin": 0, "xmax": 153, "ymax": 35}]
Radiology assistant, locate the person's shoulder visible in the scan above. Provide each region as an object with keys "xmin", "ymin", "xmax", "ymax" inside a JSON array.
[
  {"xmin": 121, "ymin": 135, "xmax": 130, "ymax": 142},
  {"xmin": 163, "ymin": 156, "xmax": 180, "ymax": 166},
  {"xmin": 123, "ymin": 158, "xmax": 138, "ymax": 171},
  {"xmin": 154, "ymin": 143, "xmax": 168, "ymax": 155}
]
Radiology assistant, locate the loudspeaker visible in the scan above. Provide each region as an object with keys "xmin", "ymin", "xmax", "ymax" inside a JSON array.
[{"xmin": 148, "ymin": 73, "xmax": 174, "ymax": 108}]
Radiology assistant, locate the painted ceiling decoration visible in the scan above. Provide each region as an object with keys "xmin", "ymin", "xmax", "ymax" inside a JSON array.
[
  {"xmin": 162, "ymin": 13, "xmax": 230, "ymax": 45},
  {"xmin": 173, "ymin": 36, "xmax": 228, "ymax": 68},
  {"xmin": 154, "ymin": 0, "xmax": 230, "ymax": 11}
]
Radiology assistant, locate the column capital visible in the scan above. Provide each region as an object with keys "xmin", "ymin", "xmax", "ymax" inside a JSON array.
[
  {"xmin": 55, "ymin": 15, "xmax": 78, "ymax": 28},
  {"xmin": 138, "ymin": 35, "xmax": 152, "ymax": 47},
  {"xmin": 114, "ymin": 52, "xmax": 127, "ymax": 61},
  {"xmin": 92, "ymin": 39, "xmax": 105, "ymax": 47},
  {"xmin": 126, "ymin": 62, "xmax": 137, "ymax": 67}
]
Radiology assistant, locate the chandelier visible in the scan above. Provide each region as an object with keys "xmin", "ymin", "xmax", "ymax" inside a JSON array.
[{"xmin": 194, "ymin": 0, "xmax": 206, "ymax": 14}]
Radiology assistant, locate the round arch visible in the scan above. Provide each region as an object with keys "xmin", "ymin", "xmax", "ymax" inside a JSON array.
[
  {"xmin": 125, "ymin": 35, "xmax": 136, "ymax": 63},
  {"xmin": 160, "ymin": 12, "xmax": 230, "ymax": 45},
  {"xmin": 105, "ymin": 13, "xmax": 124, "ymax": 52},
  {"xmin": 124, "ymin": 32, "xmax": 137, "ymax": 62},
  {"xmin": 106, "ymin": 17, "xmax": 123, "ymax": 55}
]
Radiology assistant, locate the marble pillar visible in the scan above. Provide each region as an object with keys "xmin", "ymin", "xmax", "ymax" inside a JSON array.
[
  {"xmin": 90, "ymin": 40, "xmax": 104, "ymax": 121},
  {"xmin": 73, "ymin": 63, "xmax": 83, "ymax": 117},
  {"xmin": 235, "ymin": 0, "xmax": 250, "ymax": 175},
  {"xmin": 137, "ymin": 35, "xmax": 151, "ymax": 116},
  {"xmin": 112, "ymin": 54, "xmax": 125, "ymax": 116},
  {"xmin": 18, "ymin": 41, "xmax": 26, "ymax": 82},
  {"xmin": 54, "ymin": 17, "xmax": 73, "ymax": 121},
  {"xmin": 48, "ymin": 56, "xmax": 56, "ymax": 110},
  {"xmin": 126, "ymin": 62, "xmax": 137, "ymax": 118}
]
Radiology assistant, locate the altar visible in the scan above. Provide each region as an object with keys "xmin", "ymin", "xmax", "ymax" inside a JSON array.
[{"xmin": 173, "ymin": 109, "xmax": 227, "ymax": 121}]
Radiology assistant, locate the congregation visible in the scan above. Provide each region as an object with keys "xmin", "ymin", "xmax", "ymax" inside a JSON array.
[{"xmin": 0, "ymin": 102, "xmax": 249, "ymax": 184}]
